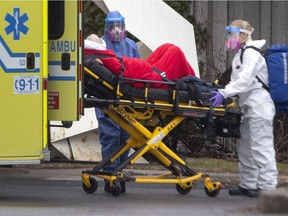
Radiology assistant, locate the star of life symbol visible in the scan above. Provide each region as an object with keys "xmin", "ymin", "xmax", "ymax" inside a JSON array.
[{"xmin": 5, "ymin": 8, "xmax": 29, "ymax": 40}]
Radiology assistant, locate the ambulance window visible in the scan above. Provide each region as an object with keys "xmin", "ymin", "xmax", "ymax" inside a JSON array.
[{"xmin": 48, "ymin": 0, "xmax": 64, "ymax": 39}]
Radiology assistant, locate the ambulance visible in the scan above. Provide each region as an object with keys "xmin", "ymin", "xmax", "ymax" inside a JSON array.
[
  {"xmin": 0, "ymin": 0, "xmax": 83, "ymax": 164},
  {"xmin": 0, "ymin": 0, "xmax": 199, "ymax": 164}
]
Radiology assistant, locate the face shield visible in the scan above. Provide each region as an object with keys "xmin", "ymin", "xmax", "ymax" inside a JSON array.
[
  {"xmin": 107, "ymin": 22, "xmax": 125, "ymax": 42},
  {"xmin": 225, "ymin": 25, "xmax": 242, "ymax": 51},
  {"xmin": 105, "ymin": 15, "xmax": 126, "ymax": 42}
]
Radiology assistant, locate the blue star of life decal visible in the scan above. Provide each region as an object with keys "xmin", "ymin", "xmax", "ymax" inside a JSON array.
[{"xmin": 5, "ymin": 8, "xmax": 29, "ymax": 40}]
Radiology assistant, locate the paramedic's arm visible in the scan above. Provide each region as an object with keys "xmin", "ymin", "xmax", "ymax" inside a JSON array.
[{"xmin": 219, "ymin": 49, "xmax": 262, "ymax": 98}]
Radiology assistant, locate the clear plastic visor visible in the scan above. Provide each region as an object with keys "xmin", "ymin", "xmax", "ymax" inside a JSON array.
[
  {"xmin": 225, "ymin": 26, "xmax": 241, "ymax": 50},
  {"xmin": 225, "ymin": 25, "xmax": 240, "ymax": 40}
]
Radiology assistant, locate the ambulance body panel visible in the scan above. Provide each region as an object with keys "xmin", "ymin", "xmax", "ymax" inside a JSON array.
[
  {"xmin": 0, "ymin": 0, "xmax": 82, "ymax": 164},
  {"xmin": 0, "ymin": 1, "xmax": 47, "ymax": 164}
]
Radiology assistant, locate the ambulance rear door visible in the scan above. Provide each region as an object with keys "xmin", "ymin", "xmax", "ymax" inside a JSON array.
[{"xmin": 48, "ymin": 0, "xmax": 83, "ymax": 121}]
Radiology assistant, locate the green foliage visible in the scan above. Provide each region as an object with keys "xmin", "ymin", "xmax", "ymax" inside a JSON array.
[
  {"xmin": 83, "ymin": 1, "xmax": 106, "ymax": 38},
  {"xmin": 83, "ymin": 1, "xmax": 139, "ymax": 41},
  {"xmin": 164, "ymin": 1, "xmax": 190, "ymax": 17},
  {"xmin": 164, "ymin": 1, "xmax": 210, "ymax": 51},
  {"xmin": 84, "ymin": 1, "xmax": 209, "ymax": 49}
]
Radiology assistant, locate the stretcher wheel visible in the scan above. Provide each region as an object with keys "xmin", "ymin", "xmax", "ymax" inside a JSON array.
[
  {"xmin": 176, "ymin": 184, "xmax": 192, "ymax": 195},
  {"xmin": 82, "ymin": 177, "xmax": 98, "ymax": 194},
  {"xmin": 111, "ymin": 179, "xmax": 122, "ymax": 196},
  {"xmin": 204, "ymin": 187, "xmax": 220, "ymax": 197}
]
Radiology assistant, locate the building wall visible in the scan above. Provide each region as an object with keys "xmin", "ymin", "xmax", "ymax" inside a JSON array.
[{"xmin": 190, "ymin": 0, "xmax": 288, "ymax": 81}]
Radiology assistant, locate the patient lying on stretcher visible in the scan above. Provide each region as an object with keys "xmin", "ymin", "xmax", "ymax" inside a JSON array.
[{"xmin": 84, "ymin": 34, "xmax": 196, "ymax": 89}]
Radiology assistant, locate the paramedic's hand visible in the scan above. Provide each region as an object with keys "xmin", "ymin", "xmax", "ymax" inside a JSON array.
[{"xmin": 209, "ymin": 91, "xmax": 225, "ymax": 107}]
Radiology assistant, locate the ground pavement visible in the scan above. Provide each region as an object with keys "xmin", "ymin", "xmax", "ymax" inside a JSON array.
[{"xmin": 1, "ymin": 162, "xmax": 288, "ymax": 214}]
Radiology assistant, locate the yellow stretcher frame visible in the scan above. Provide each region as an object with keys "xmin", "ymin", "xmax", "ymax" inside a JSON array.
[{"xmin": 81, "ymin": 66, "xmax": 238, "ymax": 197}]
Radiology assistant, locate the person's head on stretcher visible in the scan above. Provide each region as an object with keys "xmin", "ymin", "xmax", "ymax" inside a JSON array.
[{"xmin": 84, "ymin": 34, "xmax": 196, "ymax": 89}]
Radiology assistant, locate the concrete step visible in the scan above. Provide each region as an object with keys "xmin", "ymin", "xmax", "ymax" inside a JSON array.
[{"xmin": 258, "ymin": 187, "xmax": 288, "ymax": 214}]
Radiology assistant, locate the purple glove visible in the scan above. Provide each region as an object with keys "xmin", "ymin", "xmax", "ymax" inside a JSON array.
[{"xmin": 209, "ymin": 91, "xmax": 225, "ymax": 107}]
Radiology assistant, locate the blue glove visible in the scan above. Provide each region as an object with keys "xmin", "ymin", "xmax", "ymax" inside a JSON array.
[{"xmin": 209, "ymin": 91, "xmax": 225, "ymax": 107}]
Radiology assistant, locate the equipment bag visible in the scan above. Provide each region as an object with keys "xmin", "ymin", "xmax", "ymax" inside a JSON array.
[
  {"xmin": 240, "ymin": 45, "xmax": 288, "ymax": 111},
  {"xmin": 174, "ymin": 75, "xmax": 224, "ymax": 106}
]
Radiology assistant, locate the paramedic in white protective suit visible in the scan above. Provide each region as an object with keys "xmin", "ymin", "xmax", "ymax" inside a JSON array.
[{"xmin": 209, "ymin": 19, "xmax": 278, "ymax": 198}]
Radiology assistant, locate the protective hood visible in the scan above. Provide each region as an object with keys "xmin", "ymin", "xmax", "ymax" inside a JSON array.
[
  {"xmin": 245, "ymin": 39, "xmax": 266, "ymax": 49},
  {"xmin": 105, "ymin": 11, "xmax": 125, "ymax": 22}
]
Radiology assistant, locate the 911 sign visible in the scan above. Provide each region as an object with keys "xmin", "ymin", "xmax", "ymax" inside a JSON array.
[{"xmin": 14, "ymin": 76, "xmax": 40, "ymax": 94}]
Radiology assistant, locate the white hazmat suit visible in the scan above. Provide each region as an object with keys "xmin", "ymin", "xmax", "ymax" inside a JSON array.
[{"xmin": 219, "ymin": 39, "xmax": 278, "ymax": 190}]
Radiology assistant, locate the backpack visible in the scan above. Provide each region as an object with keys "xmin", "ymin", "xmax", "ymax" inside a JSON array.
[{"xmin": 240, "ymin": 45, "xmax": 288, "ymax": 111}]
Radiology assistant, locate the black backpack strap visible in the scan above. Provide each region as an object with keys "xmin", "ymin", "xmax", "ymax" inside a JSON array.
[
  {"xmin": 240, "ymin": 46, "xmax": 269, "ymax": 91},
  {"xmin": 240, "ymin": 45, "xmax": 263, "ymax": 64},
  {"xmin": 256, "ymin": 76, "xmax": 269, "ymax": 92}
]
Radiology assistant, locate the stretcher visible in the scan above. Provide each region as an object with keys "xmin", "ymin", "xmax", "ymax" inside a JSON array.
[{"xmin": 81, "ymin": 56, "xmax": 242, "ymax": 197}]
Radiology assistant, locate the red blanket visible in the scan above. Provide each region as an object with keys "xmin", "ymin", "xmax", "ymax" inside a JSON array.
[{"xmin": 84, "ymin": 43, "xmax": 195, "ymax": 89}]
